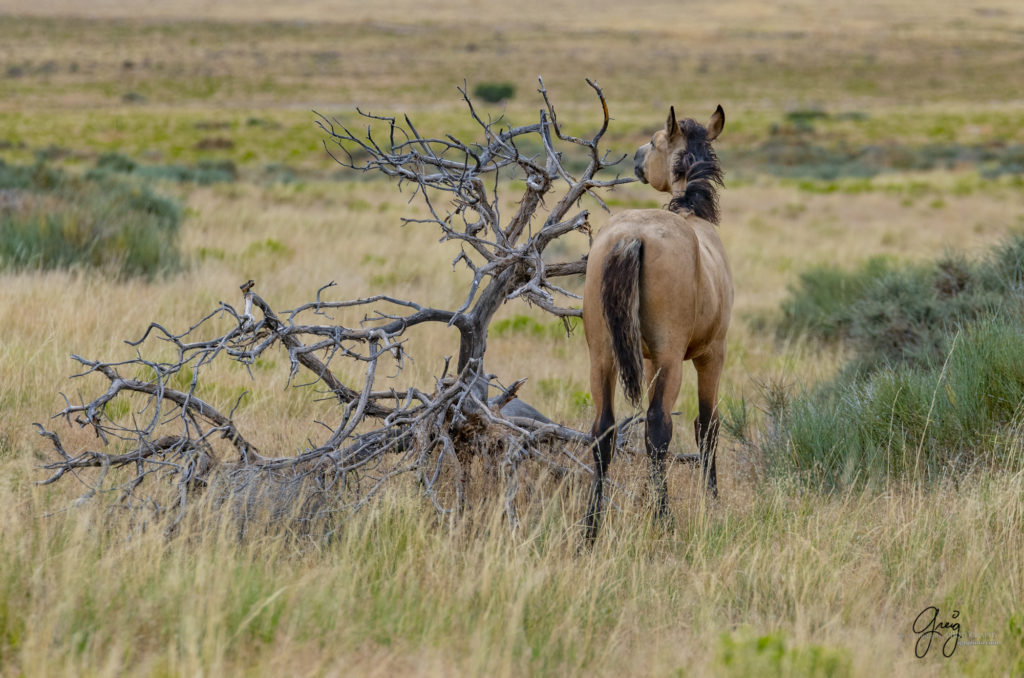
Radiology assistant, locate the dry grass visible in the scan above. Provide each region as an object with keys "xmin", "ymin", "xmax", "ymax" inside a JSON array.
[
  {"xmin": 3, "ymin": 453, "xmax": 1022, "ymax": 676},
  {"xmin": 2, "ymin": 0, "xmax": 1024, "ymax": 113},
  {"xmin": 3, "ymin": 170, "xmax": 1020, "ymax": 675},
  {"xmin": 2, "ymin": 1, "xmax": 1024, "ymax": 675}
]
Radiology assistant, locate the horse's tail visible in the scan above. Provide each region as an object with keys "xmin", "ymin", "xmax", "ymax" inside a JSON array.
[{"xmin": 600, "ymin": 238, "xmax": 644, "ymax": 407}]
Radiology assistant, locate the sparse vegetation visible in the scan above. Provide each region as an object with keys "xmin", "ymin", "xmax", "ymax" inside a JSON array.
[
  {"xmin": 726, "ymin": 121, "xmax": 1024, "ymax": 182},
  {"xmin": 89, "ymin": 152, "xmax": 238, "ymax": 184}
]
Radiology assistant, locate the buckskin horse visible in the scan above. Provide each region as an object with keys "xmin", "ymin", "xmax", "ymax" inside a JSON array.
[{"xmin": 582, "ymin": 105, "xmax": 732, "ymax": 539}]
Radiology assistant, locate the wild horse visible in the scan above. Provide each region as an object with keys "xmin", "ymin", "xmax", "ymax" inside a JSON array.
[{"xmin": 582, "ymin": 105, "xmax": 732, "ymax": 539}]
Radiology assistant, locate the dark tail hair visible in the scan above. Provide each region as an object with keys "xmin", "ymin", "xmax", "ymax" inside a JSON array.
[{"xmin": 600, "ymin": 239, "xmax": 644, "ymax": 406}]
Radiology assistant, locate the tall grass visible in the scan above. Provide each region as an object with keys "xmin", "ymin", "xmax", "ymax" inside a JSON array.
[
  {"xmin": 2, "ymin": 173, "xmax": 1021, "ymax": 676},
  {"xmin": 3, "ymin": 455, "xmax": 1022, "ymax": 676},
  {"xmin": 762, "ymin": 319, "xmax": 1024, "ymax": 487}
]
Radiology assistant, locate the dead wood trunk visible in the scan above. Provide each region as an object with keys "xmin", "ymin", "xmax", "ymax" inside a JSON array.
[{"xmin": 37, "ymin": 78, "xmax": 646, "ymax": 528}]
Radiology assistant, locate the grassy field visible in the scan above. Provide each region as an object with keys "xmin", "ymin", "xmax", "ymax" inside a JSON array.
[{"xmin": 2, "ymin": 1, "xmax": 1024, "ymax": 676}]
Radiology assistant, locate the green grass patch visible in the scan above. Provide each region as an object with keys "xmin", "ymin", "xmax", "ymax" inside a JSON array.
[
  {"xmin": 0, "ymin": 159, "xmax": 183, "ymax": 278},
  {"xmin": 717, "ymin": 629, "xmax": 851, "ymax": 678},
  {"xmin": 243, "ymin": 238, "xmax": 292, "ymax": 258},
  {"xmin": 761, "ymin": 319, "xmax": 1024, "ymax": 488},
  {"xmin": 492, "ymin": 314, "xmax": 573, "ymax": 340}
]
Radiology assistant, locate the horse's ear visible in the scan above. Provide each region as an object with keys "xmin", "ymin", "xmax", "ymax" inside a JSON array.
[
  {"xmin": 666, "ymin": 106, "xmax": 680, "ymax": 140},
  {"xmin": 706, "ymin": 105, "xmax": 725, "ymax": 141}
]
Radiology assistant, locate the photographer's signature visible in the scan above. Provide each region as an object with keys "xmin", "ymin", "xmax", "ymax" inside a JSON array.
[{"xmin": 913, "ymin": 606, "xmax": 961, "ymax": 658}]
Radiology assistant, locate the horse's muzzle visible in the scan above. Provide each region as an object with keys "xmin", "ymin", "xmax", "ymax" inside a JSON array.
[{"xmin": 633, "ymin": 146, "xmax": 648, "ymax": 183}]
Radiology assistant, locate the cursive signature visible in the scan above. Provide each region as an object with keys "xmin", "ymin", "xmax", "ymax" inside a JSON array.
[{"xmin": 913, "ymin": 606, "xmax": 961, "ymax": 658}]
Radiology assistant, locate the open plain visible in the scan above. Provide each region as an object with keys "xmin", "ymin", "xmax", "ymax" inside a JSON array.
[{"xmin": 1, "ymin": 1, "xmax": 1023, "ymax": 675}]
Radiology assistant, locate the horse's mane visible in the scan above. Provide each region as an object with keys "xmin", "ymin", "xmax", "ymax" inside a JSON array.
[{"xmin": 667, "ymin": 123, "xmax": 724, "ymax": 224}]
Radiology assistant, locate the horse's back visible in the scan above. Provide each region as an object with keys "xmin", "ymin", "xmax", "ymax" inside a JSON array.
[{"xmin": 586, "ymin": 209, "xmax": 732, "ymax": 361}]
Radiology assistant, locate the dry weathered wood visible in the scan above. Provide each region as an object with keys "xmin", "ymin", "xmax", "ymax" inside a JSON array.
[{"xmin": 38, "ymin": 79, "xmax": 645, "ymax": 525}]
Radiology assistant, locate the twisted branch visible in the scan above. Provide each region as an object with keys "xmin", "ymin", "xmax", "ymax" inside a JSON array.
[{"xmin": 39, "ymin": 79, "xmax": 646, "ymax": 526}]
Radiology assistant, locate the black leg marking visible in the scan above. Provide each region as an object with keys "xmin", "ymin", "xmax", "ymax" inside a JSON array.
[
  {"xmin": 646, "ymin": 400, "xmax": 672, "ymax": 519},
  {"xmin": 694, "ymin": 402, "xmax": 719, "ymax": 498},
  {"xmin": 584, "ymin": 408, "xmax": 616, "ymax": 542}
]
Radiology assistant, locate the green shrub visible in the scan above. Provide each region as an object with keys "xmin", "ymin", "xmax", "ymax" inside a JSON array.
[
  {"xmin": 779, "ymin": 233, "xmax": 1024, "ymax": 373},
  {"xmin": 95, "ymin": 152, "xmax": 137, "ymax": 173},
  {"xmin": 473, "ymin": 81, "xmax": 516, "ymax": 103},
  {"xmin": 778, "ymin": 256, "xmax": 896, "ymax": 344},
  {"xmin": 763, "ymin": 319, "xmax": 1024, "ymax": 488},
  {"xmin": 0, "ymin": 160, "xmax": 183, "ymax": 278},
  {"xmin": 784, "ymin": 108, "xmax": 828, "ymax": 130},
  {"xmin": 758, "ymin": 233, "xmax": 1024, "ymax": 487}
]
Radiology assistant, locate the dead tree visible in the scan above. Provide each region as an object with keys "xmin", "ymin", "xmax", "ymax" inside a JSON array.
[{"xmin": 37, "ymin": 78, "xmax": 640, "ymax": 529}]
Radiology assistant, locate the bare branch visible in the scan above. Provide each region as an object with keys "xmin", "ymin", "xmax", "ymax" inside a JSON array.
[{"xmin": 40, "ymin": 80, "xmax": 652, "ymax": 527}]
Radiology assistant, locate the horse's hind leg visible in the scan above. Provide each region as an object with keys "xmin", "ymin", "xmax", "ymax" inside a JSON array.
[
  {"xmin": 693, "ymin": 348, "xmax": 725, "ymax": 498},
  {"xmin": 585, "ymin": 358, "xmax": 617, "ymax": 542},
  {"xmin": 645, "ymin": 359, "xmax": 682, "ymax": 520}
]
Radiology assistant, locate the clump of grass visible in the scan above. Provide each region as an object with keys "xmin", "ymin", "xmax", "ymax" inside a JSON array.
[
  {"xmin": 0, "ymin": 159, "xmax": 183, "ymax": 278},
  {"xmin": 762, "ymin": 319, "xmax": 1024, "ymax": 488},
  {"xmin": 756, "ymin": 232, "xmax": 1024, "ymax": 488}
]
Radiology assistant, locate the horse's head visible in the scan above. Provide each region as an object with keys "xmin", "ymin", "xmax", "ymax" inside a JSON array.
[{"xmin": 634, "ymin": 106, "xmax": 725, "ymax": 193}]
